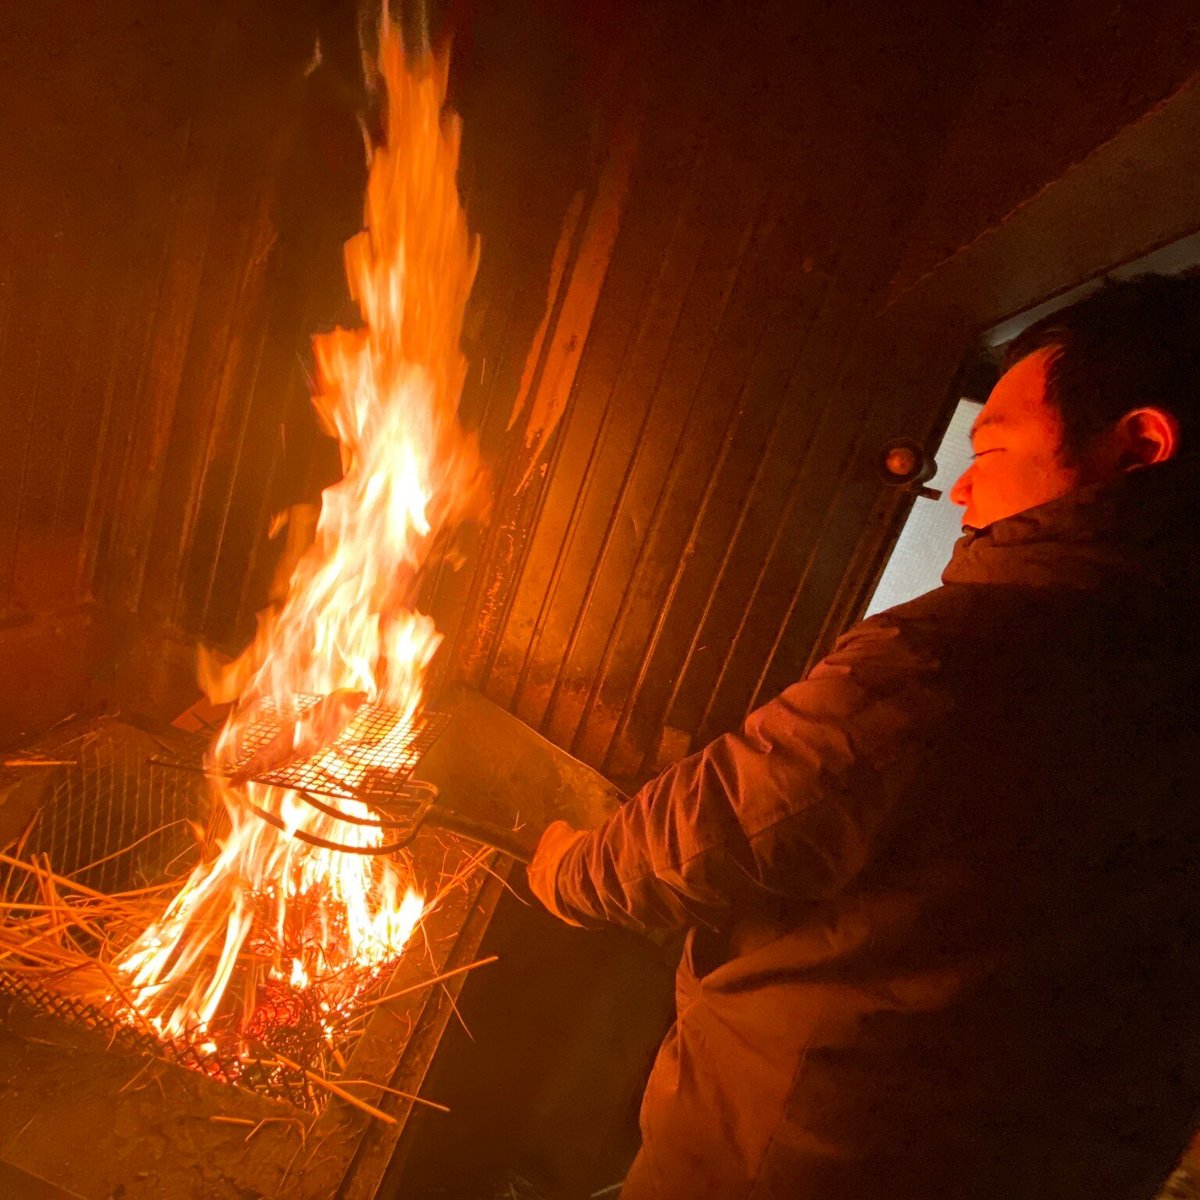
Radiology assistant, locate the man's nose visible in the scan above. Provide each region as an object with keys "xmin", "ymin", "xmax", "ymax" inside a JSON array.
[{"xmin": 949, "ymin": 465, "xmax": 972, "ymax": 508}]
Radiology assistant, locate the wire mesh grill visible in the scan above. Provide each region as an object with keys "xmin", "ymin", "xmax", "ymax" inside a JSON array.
[{"xmin": 156, "ymin": 698, "xmax": 451, "ymax": 804}]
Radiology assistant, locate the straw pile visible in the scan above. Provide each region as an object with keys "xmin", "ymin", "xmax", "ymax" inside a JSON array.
[{"xmin": 0, "ymin": 813, "xmax": 497, "ymax": 1122}]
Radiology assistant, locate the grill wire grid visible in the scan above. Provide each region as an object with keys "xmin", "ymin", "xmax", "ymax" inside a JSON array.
[
  {"xmin": 13, "ymin": 716, "xmax": 205, "ymax": 895},
  {"xmin": 155, "ymin": 697, "xmax": 451, "ymax": 804}
]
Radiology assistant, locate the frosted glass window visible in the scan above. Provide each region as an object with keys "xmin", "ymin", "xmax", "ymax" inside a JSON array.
[{"xmin": 864, "ymin": 398, "xmax": 982, "ymax": 617}]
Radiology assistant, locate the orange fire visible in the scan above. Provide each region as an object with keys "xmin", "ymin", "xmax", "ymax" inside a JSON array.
[{"xmin": 116, "ymin": 19, "xmax": 488, "ymax": 1046}]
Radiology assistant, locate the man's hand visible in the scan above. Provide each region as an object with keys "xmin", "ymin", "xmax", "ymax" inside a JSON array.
[{"xmin": 526, "ymin": 820, "xmax": 590, "ymax": 926}]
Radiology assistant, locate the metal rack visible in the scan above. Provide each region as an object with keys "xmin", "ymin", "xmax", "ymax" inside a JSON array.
[
  {"xmin": 155, "ymin": 697, "xmax": 449, "ymax": 800},
  {"xmin": 150, "ymin": 699, "xmax": 453, "ymax": 855}
]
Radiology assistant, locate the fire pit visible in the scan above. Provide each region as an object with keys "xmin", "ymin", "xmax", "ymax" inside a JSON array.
[
  {"xmin": 0, "ymin": 709, "xmax": 489, "ymax": 1116},
  {"xmin": 0, "ymin": 700, "xmax": 496, "ymax": 1113},
  {"xmin": 0, "ymin": 686, "xmax": 621, "ymax": 1198}
]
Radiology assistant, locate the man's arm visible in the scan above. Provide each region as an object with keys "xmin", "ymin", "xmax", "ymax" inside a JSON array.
[{"xmin": 528, "ymin": 616, "xmax": 948, "ymax": 935}]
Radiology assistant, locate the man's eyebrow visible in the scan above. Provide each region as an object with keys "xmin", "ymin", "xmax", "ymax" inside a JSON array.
[{"xmin": 969, "ymin": 412, "xmax": 1008, "ymax": 439}]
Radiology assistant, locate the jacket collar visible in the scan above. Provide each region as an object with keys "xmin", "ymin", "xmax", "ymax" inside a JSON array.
[{"xmin": 941, "ymin": 455, "xmax": 1200, "ymax": 591}]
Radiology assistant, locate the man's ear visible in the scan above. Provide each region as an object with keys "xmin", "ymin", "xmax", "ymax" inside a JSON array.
[{"xmin": 1115, "ymin": 407, "xmax": 1180, "ymax": 469}]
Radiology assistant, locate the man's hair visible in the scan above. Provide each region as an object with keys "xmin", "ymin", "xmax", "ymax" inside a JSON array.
[{"xmin": 1004, "ymin": 270, "xmax": 1200, "ymax": 460}]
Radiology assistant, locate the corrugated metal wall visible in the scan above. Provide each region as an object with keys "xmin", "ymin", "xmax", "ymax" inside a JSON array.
[
  {"xmin": 0, "ymin": 0, "xmax": 349, "ymax": 668},
  {"xmin": 6, "ymin": 0, "xmax": 1199, "ymax": 778},
  {"xmin": 444, "ymin": 2, "xmax": 986, "ymax": 781},
  {"xmin": 0, "ymin": 0, "xmax": 1018, "ymax": 770},
  {"xmin": 445, "ymin": 0, "xmax": 1200, "ymax": 784},
  {"xmin": 0, "ymin": 3, "xmax": 200, "ymax": 618}
]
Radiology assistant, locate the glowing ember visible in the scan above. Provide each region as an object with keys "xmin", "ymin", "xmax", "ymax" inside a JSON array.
[{"xmin": 114, "ymin": 18, "xmax": 488, "ymax": 1053}]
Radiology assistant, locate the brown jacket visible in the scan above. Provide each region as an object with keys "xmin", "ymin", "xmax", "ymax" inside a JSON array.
[{"xmin": 531, "ymin": 458, "xmax": 1200, "ymax": 1200}]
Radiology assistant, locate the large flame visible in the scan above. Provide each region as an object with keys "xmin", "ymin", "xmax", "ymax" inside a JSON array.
[{"xmin": 116, "ymin": 20, "xmax": 488, "ymax": 1045}]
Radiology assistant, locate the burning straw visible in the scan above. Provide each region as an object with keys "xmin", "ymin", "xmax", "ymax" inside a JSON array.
[{"xmin": 0, "ymin": 833, "xmax": 497, "ymax": 1119}]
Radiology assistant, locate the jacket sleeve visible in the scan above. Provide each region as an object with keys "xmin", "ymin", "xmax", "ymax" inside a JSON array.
[{"xmin": 528, "ymin": 615, "xmax": 949, "ymax": 935}]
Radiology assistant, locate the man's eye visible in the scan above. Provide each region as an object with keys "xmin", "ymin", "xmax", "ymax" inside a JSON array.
[{"xmin": 971, "ymin": 449, "xmax": 998, "ymax": 460}]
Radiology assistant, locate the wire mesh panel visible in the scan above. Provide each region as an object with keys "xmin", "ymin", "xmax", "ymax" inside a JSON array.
[
  {"xmin": 155, "ymin": 697, "xmax": 451, "ymax": 804},
  {"xmin": 4, "ymin": 716, "xmax": 206, "ymax": 895}
]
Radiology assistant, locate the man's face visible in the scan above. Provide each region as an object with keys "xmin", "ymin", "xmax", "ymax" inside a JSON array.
[{"xmin": 950, "ymin": 347, "xmax": 1082, "ymax": 529}]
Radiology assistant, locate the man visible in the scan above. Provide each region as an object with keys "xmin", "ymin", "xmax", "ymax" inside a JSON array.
[{"xmin": 527, "ymin": 272, "xmax": 1200, "ymax": 1199}]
